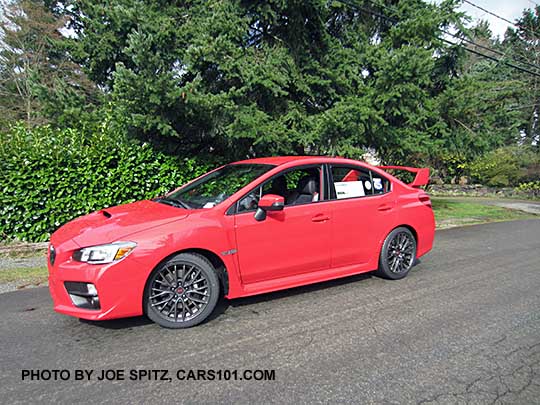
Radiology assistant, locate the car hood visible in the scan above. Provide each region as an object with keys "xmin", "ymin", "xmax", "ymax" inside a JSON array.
[{"xmin": 51, "ymin": 200, "xmax": 189, "ymax": 248}]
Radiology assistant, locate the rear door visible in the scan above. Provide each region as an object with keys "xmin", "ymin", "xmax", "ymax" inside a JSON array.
[
  {"xmin": 327, "ymin": 165, "xmax": 395, "ymax": 268},
  {"xmin": 233, "ymin": 165, "xmax": 332, "ymax": 284}
]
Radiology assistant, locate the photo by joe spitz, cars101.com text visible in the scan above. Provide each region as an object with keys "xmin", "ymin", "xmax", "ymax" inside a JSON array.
[{"xmin": 48, "ymin": 156, "xmax": 435, "ymax": 328}]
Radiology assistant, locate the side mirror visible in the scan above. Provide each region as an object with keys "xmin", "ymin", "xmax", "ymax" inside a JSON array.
[
  {"xmin": 254, "ymin": 194, "xmax": 284, "ymax": 221},
  {"xmin": 258, "ymin": 194, "xmax": 285, "ymax": 211}
]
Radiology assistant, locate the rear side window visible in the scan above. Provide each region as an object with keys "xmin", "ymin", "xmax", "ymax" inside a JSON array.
[
  {"xmin": 371, "ymin": 173, "xmax": 391, "ymax": 195},
  {"xmin": 330, "ymin": 166, "xmax": 391, "ymax": 199}
]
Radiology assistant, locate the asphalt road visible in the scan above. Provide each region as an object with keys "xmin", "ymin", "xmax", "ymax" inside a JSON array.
[{"xmin": 1, "ymin": 220, "xmax": 539, "ymax": 404}]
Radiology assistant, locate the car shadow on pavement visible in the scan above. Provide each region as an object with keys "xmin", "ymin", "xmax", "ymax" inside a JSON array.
[
  {"xmin": 212, "ymin": 271, "xmax": 376, "ymax": 317},
  {"xmin": 79, "ymin": 315, "xmax": 153, "ymax": 329},
  {"xmin": 78, "ymin": 270, "xmax": 387, "ymax": 329}
]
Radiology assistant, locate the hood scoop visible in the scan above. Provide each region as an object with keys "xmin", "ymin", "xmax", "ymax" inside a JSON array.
[{"xmin": 100, "ymin": 210, "xmax": 112, "ymax": 218}]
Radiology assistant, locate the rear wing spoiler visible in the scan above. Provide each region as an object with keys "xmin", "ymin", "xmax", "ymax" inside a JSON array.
[{"xmin": 377, "ymin": 166, "xmax": 430, "ymax": 188}]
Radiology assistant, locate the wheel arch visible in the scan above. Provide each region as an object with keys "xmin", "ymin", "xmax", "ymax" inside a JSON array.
[
  {"xmin": 378, "ymin": 224, "xmax": 419, "ymax": 257},
  {"xmin": 185, "ymin": 248, "xmax": 229, "ymax": 296},
  {"xmin": 398, "ymin": 224, "xmax": 418, "ymax": 244},
  {"xmin": 142, "ymin": 248, "xmax": 229, "ymax": 314}
]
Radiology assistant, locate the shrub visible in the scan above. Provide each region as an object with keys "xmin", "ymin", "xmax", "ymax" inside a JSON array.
[
  {"xmin": 430, "ymin": 152, "xmax": 469, "ymax": 183},
  {"xmin": 467, "ymin": 147, "xmax": 526, "ymax": 187},
  {"xmin": 0, "ymin": 123, "xmax": 211, "ymax": 242},
  {"xmin": 515, "ymin": 181, "xmax": 540, "ymax": 197}
]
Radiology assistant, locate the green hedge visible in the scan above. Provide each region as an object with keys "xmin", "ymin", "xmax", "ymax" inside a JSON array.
[{"xmin": 0, "ymin": 124, "xmax": 211, "ymax": 242}]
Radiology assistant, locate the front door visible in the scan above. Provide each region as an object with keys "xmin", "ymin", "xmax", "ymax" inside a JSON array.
[{"xmin": 233, "ymin": 165, "xmax": 331, "ymax": 284}]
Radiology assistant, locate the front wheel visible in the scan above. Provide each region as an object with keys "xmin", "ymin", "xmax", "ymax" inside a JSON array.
[
  {"xmin": 144, "ymin": 253, "xmax": 220, "ymax": 328},
  {"xmin": 377, "ymin": 227, "xmax": 417, "ymax": 280}
]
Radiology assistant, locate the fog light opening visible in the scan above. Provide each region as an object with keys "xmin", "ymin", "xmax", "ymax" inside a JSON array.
[{"xmin": 64, "ymin": 282, "xmax": 101, "ymax": 310}]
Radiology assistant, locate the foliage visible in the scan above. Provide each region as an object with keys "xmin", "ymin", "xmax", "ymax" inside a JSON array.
[
  {"xmin": 48, "ymin": 0, "xmax": 466, "ymax": 161},
  {"xmin": 429, "ymin": 152, "xmax": 468, "ymax": 182},
  {"xmin": 467, "ymin": 146, "xmax": 534, "ymax": 187},
  {"xmin": 0, "ymin": 0, "xmax": 97, "ymax": 129},
  {"xmin": 502, "ymin": 6, "xmax": 540, "ymax": 149},
  {"xmin": 3, "ymin": 0, "xmax": 534, "ymax": 162},
  {"xmin": 515, "ymin": 181, "xmax": 540, "ymax": 194},
  {"xmin": 0, "ymin": 123, "xmax": 210, "ymax": 241}
]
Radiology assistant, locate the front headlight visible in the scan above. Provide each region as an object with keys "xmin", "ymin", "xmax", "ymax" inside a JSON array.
[{"xmin": 73, "ymin": 241, "xmax": 137, "ymax": 264}]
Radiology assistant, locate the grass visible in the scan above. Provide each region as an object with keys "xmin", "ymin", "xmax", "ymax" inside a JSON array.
[
  {"xmin": 432, "ymin": 198, "xmax": 535, "ymax": 228},
  {"xmin": 0, "ymin": 267, "xmax": 48, "ymax": 285}
]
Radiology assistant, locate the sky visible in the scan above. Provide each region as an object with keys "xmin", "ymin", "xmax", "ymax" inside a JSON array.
[{"xmin": 438, "ymin": 0, "xmax": 538, "ymax": 39}]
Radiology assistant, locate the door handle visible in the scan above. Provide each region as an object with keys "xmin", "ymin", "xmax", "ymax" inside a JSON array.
[
  {"xmin": 312, "ymin": 214, "xmax": 330, "ymax": 222},
  {"xmin": 377, "ymin": 204, "xmax": 393, "ymax": 212}
]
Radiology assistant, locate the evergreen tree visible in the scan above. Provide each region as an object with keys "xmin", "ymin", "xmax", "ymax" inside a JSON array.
[
  {"xmin": 55, "ymin": 0, "xmax": 465, "ymax": 161},
  {"xmin": 0, "ymin": 0, "xmax": 95, "ymax": 128},
  {"xmin": 503, "ymin": 6, "xmax": 540, "ymax": 148}
]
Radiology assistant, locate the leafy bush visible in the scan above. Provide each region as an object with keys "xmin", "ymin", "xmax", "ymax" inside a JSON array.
[
  {"xmin": 516, "ymin": 181, "xmax": 540, "ymax": 191},
  {"xmin": 515, "ymin": 181, "xmax": 540, "ymax": 197},
  {"xmin": 467, "ymin": 147, "xmax": 526, "ymax": 187},
  {"xmin": 0, "ymin": 123, "xmax": 211, "ymax": 242},
  {"xmin": 430, "ymin": 152, "xmax": 469, "ymax": 183}
]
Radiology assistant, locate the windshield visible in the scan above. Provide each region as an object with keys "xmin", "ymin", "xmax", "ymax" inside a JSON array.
[{"xmin": 163, "ymin": 164, "xmax": 274, "ymax": 209}]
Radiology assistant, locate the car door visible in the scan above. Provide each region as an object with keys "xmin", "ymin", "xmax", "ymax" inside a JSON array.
[
  {"xmin": 233, "ymin": 165, "xmax": 332, "ymax": 284},
  {"xmin": 327, "ymin": 165, "xmax": 395, "ymax": 268}
]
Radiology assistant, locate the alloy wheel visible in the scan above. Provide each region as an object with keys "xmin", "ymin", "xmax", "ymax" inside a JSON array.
[
  {"xmin": 149, "ymin": 263, "xmax": 210, "ymax": 323},
  {"xmin": 386, "ymin": 231, "xmax": 415, "ymax": 274}
]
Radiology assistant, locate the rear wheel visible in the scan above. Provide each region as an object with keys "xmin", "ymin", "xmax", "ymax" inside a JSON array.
[
  {"xmin": 377, "ymin": 227, "xmax": 417, "ymax": 280},
  {"xmin": 145, "ymin": 253, "xmax": 220, "ymax": 328}
]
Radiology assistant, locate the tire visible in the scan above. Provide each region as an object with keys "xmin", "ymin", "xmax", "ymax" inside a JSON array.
[
  {"xmin": 144, "ymin": 253, "xmax": 220, "ymax": 328},
  {"xmin": 376, "ymin": 227, "xmax": 417, "ymax": 280}
]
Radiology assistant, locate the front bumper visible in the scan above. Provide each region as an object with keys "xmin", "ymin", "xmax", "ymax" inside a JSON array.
[{"xmin": 48, "ymin": 249, "xmax": 149, "ymax": 321}]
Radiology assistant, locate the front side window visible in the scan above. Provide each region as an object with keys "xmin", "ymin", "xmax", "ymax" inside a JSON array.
[
  {"xmin": 330, "ymin": 166, "xmax": 390, "ymax": 199},
  {"xmin": 165, "ymin": 164, "xmax": 274, "ymax": 209},
  {"xmin": 237, "ymin": 166, "xmax": 323, "ymax": 213}
]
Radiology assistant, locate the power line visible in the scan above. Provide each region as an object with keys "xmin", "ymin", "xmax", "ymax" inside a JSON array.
[
  {"xmin": 462, "ymin": 0, "xmax": 516, "ymax": 27},
  {"xmin": 446, "ymin": 31, "xmax": 540, "ymax": 72},
  {"xmin": 442, "ymin": 37, "xmax": 537, "ymax": 75},
  {"xmin": 366, "ymin": 0, "xmax": 538, "ymax": 69},
  {"xmin": 362, "ymin": 0, "xmax": 538, "ymax": 68},
  {"xmin": 364, "ymin": 0, "xmax": 540, "ymax": 71},
  {"xmin": 334, "ymin": 0, "xmax": 540, "ymax": 78},
  {"xmin": 462, "ymin": 0, "xmax": 538, "ymax": 38}
]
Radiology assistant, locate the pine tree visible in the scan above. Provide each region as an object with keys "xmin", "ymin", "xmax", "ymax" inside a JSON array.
[{"xmin": 0, "ymin": 0, "xmax": 95, "ymax": 128}]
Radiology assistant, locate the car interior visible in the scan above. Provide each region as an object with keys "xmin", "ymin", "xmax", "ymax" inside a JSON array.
[
  {"xmin": 331, "ymin": 166, "xmax": 391, "ymax": 198},
  {"xmin": 286, "ymin": 174, "xmax": 320, "ymax": 205},
  {"xmin": 237, "ymin": 167, "xmax": 321, "ymax": 212}
]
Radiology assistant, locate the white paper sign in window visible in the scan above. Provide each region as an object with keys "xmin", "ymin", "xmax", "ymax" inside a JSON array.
[{"xmin": 334, "ymin": 181, "xmax": 365, "ymax": 199}]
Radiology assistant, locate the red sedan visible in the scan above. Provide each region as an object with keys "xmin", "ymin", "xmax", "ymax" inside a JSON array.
[{"xmin": 48, "ymin": 156, "xmax": 435, "ymax": 328}]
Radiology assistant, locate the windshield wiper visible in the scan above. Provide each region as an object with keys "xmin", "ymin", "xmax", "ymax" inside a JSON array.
[{"xmin": 155, "ymin": 197, "xmax": 191, "ymax": 209}]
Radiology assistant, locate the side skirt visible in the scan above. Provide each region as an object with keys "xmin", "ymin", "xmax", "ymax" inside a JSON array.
[{"xmin": 228, "ymin": 263, "xmax": 376, "ymax": 299}]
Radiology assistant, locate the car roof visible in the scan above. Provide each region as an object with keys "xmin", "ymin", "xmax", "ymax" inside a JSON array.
[{"xmin": 233, "ymin": 156, "xmax": 362, "ymax": 166}]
